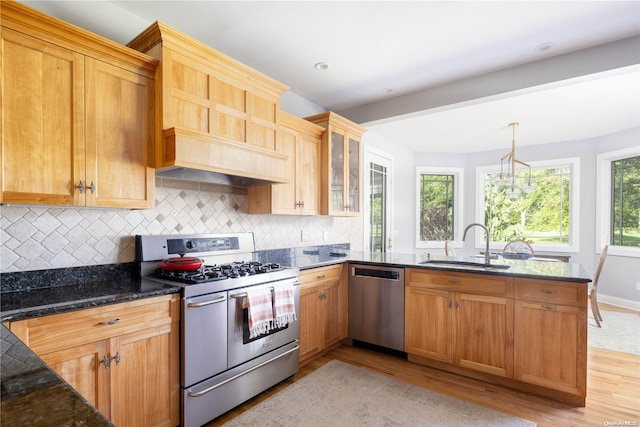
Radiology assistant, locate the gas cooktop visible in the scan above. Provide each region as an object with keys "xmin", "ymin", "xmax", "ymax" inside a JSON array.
[{"xmin": 155, "ymin": 261, "xmax": 283, "ymax": 285}]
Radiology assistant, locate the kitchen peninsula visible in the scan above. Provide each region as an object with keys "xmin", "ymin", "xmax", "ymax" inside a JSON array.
[{"xmin": 2, "ymin": 247, "xmax": 592, "ymax": 426}]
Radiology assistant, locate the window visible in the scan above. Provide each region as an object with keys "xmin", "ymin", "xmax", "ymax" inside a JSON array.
[
  {"xmin": 416, "ymin": 167, "xmax": 463, "ymax": 248},
  {"xmin": 611, "ymin": 156, "xmax": 640, "ymax": 247},
  {"xmin": 475, "ymin": 158, "xmax": 580, "ymax": 252},
  {"xmin": 597, "ymin": 147, "xmax": 640, "ymax": 256}
]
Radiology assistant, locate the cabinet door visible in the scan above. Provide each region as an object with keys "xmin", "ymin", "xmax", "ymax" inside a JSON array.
[
  {"xmin": 322, "ymin": 278, "xmax": 343, "ymax": 348},
  {"xmin": 110, "ymin": 322, "xmax": 179, "ymax": 427},
  {"xmin": 514, "ymin": 300, "xmax": 587, "ymax": 396},
  {"xmin": 345, "ymin": 134, "xmax": 361, "ymax": 215},
  {"xmin": 296, "ymin": 130, "xmax": 321, "ymax": 215},
  {"xmin": 299, "ymin": 284, "xmax": 322, "ymax": 362},
  {"xmin": 269, "ymin": 126, "xmax": 297, "ymax": 214},
  {"xmin": 405, "ymin": 286, "xmax": 454, "ymax": 363},
  {"xmin": 86, "ymin": 58, "xmax": 154, "ymax": 209},
  {"xmin": 0, "ymin": 28, "xmax": 85, "ymax": 206},
  {"xmin": 456, "ymin": 293, "xmax": 513, "ymax": 377},
  {"xmin": 328, "ymin": 130, "xmax": 345, "ymax": 214},
  {"xmin": 40, "ymin": 340, "xmax": 111, "ymax": 420}
]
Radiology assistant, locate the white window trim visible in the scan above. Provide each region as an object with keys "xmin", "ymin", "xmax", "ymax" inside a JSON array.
[
  {"xmin": 596, "ymin": 146, "xmax": 640, "ymax": 258},
  {"xmin": 475, "ymin": 157, "xmax": 581, "ymax": 253},
  {"xmin": 415, "ymin": 166, "xmax": 464, "ymax": 249}
]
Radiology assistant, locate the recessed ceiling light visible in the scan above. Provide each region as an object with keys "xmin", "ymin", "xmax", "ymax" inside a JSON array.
[
  {"xmin": 535, "ymin": 42, "xmax": 554, "ymax": 52},
  {"xmin": 314, "ymin": 62, "xmax": 330, "ymax": 71}
]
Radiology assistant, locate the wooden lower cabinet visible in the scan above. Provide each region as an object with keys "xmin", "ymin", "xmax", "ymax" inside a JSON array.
[
  {"xmin": 405, "ymin": 269, "xmax": 587, "ymax": 405},
  {"xmin": 513, "ymin": 278, "xmax": 587, "ymax": 399},
  {"xmin": 405, "ymin": 271, "xmax": 513, "ymax": 377},
  {"xmin": 9, "ymin": 295, "xmax": 180, "ymax": 427},
  {"xmin": 298, "ymin": 264, "xmax": 347, "ymax": 363}
]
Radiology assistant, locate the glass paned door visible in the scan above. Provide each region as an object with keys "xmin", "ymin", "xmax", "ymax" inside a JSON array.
[
  {"xmin": 365, "ymin": 150, "xmax": 392, "ymax": 253},
  {"xmin": 330, "ymin": 131, "xmax": 344, "ymax": 212}
]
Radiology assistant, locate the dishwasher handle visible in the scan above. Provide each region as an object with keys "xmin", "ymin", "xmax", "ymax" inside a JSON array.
[{"xmin": 352, "ymin": 267, "xmax": 401, "ymax": 280}]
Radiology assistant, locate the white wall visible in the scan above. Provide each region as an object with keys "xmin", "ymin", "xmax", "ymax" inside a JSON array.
[{"xmin": 372, "ymin": 126, "xmax": 640, "ymax": 307}]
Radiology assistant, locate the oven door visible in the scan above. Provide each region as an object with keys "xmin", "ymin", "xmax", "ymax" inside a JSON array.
[
  {"xmin": 227, "ymin": 277, "xmax": 300, "ymax": 368},
  {"xmin": 183, "ymin": 291, "xmax": 228, "ymax": 387}
]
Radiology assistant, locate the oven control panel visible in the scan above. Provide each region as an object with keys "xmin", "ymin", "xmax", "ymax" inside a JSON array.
[{"xmin": 168, "ymin": 237, "xmax": 239, "ymax": 255}]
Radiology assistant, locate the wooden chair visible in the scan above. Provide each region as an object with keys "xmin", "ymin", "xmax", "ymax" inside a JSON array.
[
  {"xmin": 445, "ymin": 240, "xmax": 456, "ymax": 256},
  {"xmin": 503, "ymin": 239, "xmax": 534, "ymax": 255},
  {"xmin": 589, "ymin": 245, "xmax": 608, "ymax": 328}
]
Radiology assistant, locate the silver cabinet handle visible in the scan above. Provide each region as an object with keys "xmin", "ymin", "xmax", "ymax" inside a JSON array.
[
  {"xmin": 99, "ymin": 318, "xmax": 120, "ymax": 326},
  {"xmin": 77, "ymin": 180, "xmax": 86, "ymax": 194},
  {"xmin": 88, "ymin": 181, "xmax": 96, "ymax": 194},
  {"xmin": 113, "ymin": 352, "xmax": 120, "ymax": 365},
  {"xmin": 102, "ymin": 354, "xmax": 110, "ymax": 369},
  {"xmin": 187, "ymin": 295, "xmax": 227, "ymax": 307},
  {"xmin": 187, "ymin": 344, "xmax": 300, "ymax": 398}
]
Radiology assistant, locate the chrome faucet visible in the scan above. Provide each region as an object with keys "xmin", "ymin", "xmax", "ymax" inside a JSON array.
[{"xmin": 462, "ymin": 223, "xmax": 491, "ymax": 265}]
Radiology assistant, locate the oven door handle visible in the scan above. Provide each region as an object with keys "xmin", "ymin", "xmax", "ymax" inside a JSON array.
[
  {"xmin": 230, "ymin": 281, "xmax": 300, "ymax": 299},
  {"xmin": 230, "ymin": 291, "xmax": 267, "ymax": 299},
  {"xmin": 187, "ymin": 343, "xmax": 300, "ymax": 398},
  {"xmin": 186, "ymin": 295, "xmax": 227, "ymax": 307}
]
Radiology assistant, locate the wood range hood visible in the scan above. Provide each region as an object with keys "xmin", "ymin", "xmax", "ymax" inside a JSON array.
[
  {"xmin": 157, "ymin": 127, "xmax": 290, "ymax": 187},
  {"xmin": 127, "ymin": 22, "xmax": 292, "ymax": 187}
]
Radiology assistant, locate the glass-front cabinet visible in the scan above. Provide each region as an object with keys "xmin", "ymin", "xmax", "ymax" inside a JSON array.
[{"xmin": 306, "ymin": 112, "xmax": 366, "ymax": 216}]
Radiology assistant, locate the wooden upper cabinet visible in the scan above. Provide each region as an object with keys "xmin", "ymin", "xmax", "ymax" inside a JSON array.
[
  {"xmin": 0, "ymin": 1, "xmax": 157, "ymax": 208},
  {"xmin": 1, "ymin": 28, "xmax": 85, "ymax": 206},
  {"xmin": 247, "ymin": 112, "xmax": 323, "ymax": 215},
  {"xmin": 127, "ymin": 22, "xmax": 290, "ymax": 184},
  {"xmin": 305, "ymin": 112, "xmax": 366, "ymax": 216}
]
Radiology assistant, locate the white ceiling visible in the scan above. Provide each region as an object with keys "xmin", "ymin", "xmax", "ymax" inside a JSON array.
[{"xmin": 22, "ymin": 1, "xmax": 640, "ymax": 153}]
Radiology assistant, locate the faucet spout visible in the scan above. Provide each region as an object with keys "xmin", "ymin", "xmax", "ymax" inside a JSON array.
[{"xmin": 462, "ymin": 223, "xmax": 491, "ymax": 265}]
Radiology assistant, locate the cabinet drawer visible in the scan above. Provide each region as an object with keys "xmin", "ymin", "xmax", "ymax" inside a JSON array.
[
  {"xmin": 515, "ymin": 279, "xmax": 587, "ymax": 307},
  {"xmin": 9, "ymin": 295, "xmax": 178, "ymax": 355},
  {"xmin": 406, "ymin": 268, "xmax": 513, "ymax": 297},
  {"xmin": 300, "ymin": 264, "xmax": 343, "ymax": 286}
]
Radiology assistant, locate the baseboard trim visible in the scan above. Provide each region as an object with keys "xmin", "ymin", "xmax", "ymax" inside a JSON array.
[{"xmin": 598, "ymin": 294, "xmax": 640, "ymax": 312}]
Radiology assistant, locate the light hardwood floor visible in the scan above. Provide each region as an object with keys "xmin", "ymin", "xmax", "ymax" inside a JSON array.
[{"xmin": 209, "ymin": 304, "xmax": 640, "ymax": 426}]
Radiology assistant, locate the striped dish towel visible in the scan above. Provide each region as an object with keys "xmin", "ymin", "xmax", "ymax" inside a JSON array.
[
  {"xmin": 243, "ymin": 287, "xmax": 274, "ymax": 338},
  {"xmin": 273, "ymin": 282, "xmax": 297, "ymax": 328}
]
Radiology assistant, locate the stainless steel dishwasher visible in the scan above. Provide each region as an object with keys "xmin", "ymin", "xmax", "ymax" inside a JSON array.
[{"xmin": 348, "ymin": 264, "xmax": 405, "ymax": 352}]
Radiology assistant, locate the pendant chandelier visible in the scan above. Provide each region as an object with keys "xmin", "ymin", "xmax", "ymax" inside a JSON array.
[{"xmin": 494, "ymin": 122, "xmax": 537, "ymax": 199}]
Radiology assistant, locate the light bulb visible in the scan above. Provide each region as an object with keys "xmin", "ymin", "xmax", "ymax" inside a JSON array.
[
  {"xmin": 506, "ymin": 185, "xmax": 521, "ymax": 199},
  {"xmin": 522, "ymin": 180, "xmax": 538, "ymax": 194}
]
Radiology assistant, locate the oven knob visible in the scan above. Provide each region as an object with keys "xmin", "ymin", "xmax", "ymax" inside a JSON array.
[{"xmin": 185, "ymin": 241, "xmax": 194, "ymax": 250}]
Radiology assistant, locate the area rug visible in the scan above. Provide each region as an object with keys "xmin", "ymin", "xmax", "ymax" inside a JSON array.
[
  {"xmin": 222, "ymin": 360, "xmax": 536, "ymax": 427},
  {"xmin": 588, "ymin": 309, "xmax": 640, "ymax": 355}
]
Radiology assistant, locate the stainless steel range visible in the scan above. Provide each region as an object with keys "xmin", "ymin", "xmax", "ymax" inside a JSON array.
[{"xmin": 136, "ymin": 233, "xmax": 300, "ymax": 427}]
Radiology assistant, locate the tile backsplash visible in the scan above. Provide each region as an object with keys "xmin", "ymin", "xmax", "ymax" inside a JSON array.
[{"xmin": 1, "ymin": 178, "xmax": 363, "ymax": 272}]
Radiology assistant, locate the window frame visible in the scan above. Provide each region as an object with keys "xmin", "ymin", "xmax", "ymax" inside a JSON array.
[
  {"xmin": 415, "ymin": 166, "xmax": 464, "ymax": 249},
  {"xmin": 474, "ymin": 157, "xmax": 581, "ymax": 253},
  {"xmin": 596, "ymin": 146, "xmax": 640, "ymax": 258}
]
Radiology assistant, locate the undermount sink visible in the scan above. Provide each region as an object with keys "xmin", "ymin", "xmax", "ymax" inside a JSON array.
[{"xmin": 419, "ymin": 260, "xmax": 511, "ymax": 270}]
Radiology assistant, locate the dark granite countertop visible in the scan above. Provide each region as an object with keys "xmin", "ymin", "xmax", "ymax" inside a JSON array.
[
  {"xmin": 1, "ymin": 263, "xmax": 179, "ymax": 322},
  {"xmin": 258, "ymin": 246, "xmax": 592, "ymax": 283}
]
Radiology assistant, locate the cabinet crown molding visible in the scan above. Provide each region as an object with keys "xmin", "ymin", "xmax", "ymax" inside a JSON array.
[{"xmin": 0, "ymin": 0, "xmax": 158, "ymax": 77}]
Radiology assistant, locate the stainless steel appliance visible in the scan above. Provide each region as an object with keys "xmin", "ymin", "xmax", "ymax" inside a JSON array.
[
  {"xmin": 348, "ymin": 264, "xmax": 405, "ymax": 352},
  {"xmin": 136, "ymin": 233, "xmax": 300, "ymax": 427}
]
